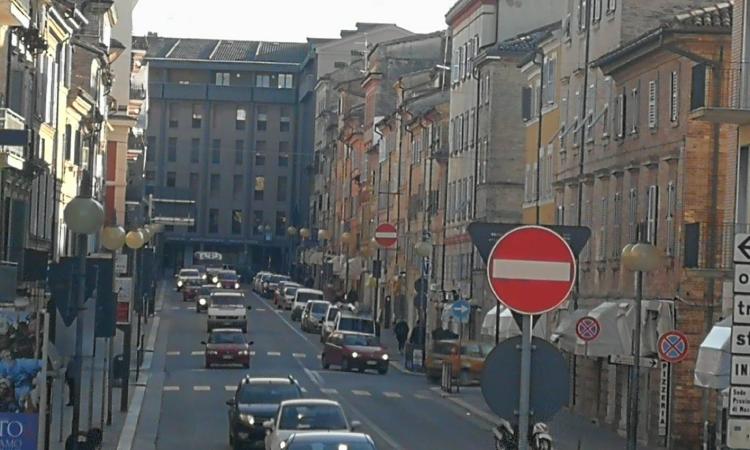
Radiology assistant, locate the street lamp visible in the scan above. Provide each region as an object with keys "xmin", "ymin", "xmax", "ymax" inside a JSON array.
[
  {"xmin": 120, "ymin": 228, "xmax": 144, "ymax": 412},
  {"xmin": 100, "ymin": 225, "xmax": 125, "ymax": 426},
  {"xmin": 299, "ymin": 228, "xmax": 311, "ymax": 240},
  {"xmin": 415, "ymin": 234, "xmax": 433, "ymax": 369},
  {"xmin": 101, "ymin": 226, "xmax": 126, "ymax": 251},
  {"xmin": 341, "ymin": 232, "xmax": 353, "ymax": 294},
  {"xmin": 318, "ymin": 229, "xmax": 330, "ymax": 241},
  {"xmin": 621, "ymin": 239, "xmax": 662, "ymax": 450},
  {"xmin": 62, "ymin": 170, "xmax": 104, "ymax": 448}
]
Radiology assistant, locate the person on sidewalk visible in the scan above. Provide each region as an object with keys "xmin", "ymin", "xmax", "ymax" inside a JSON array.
[
  {"xmin": 394, "ymin": 320, "xmax": 409, "ymax": 353},
  {"xmin": 64, "ymin": 356, "xmax": 79, "ymax": 406}
]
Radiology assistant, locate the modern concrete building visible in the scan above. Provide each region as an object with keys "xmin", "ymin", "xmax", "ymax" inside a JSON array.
[{"xmin": 135, "ymin": 34, "xmax": 311, "ymax": 270}]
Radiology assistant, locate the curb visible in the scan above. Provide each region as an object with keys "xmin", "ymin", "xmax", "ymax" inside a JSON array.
[
  {"xmin": 388, "ymin": 359, "xmax": 424, "ymax": 376},
  {"xmin": 429, "ymin": 387, "xmax": 498, "ymax": 425}
]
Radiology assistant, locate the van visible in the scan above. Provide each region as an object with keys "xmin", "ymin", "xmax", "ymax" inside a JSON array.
[
  {"xmin": 207, "ymin": 292, "xmax": 251, "ymax": 333},
  {"xmin": 333, "ymin": 311, "xmax": 376, "ymax": 335},
  {"xmin": 291, "ymin": 288, "xmax": 324, "ymax": 321}
]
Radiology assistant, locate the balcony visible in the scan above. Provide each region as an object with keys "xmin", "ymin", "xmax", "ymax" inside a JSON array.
[
  {"xmin": 0, "ymin": 0, "xmax": 29, "ymax": 27},
  {"xmin": 129, "ymin": 85, "xmax": 147, "ymax": 102},
  {"xmin": 689, "ymin": 67, "xmax": 750, "ymax": 125},
  {"xmin": 0, "ymin": 108, "xmax": 26, "ymax": 171}
]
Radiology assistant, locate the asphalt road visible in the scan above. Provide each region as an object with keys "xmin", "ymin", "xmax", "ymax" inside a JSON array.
[{"xmin": 142, "ymin": 285, "xmax": 494, "ymax": 450}]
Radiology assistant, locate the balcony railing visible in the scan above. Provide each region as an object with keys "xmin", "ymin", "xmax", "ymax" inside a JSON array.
[
  {"xmin": 129, "ymin": 86, "xmax": 147, "ymax": 101},
  {"xmin": 683, "ymin": 222, "xmax": 750, "ymax": 273},
  {"xmin": 0, "ymin": 108, "xmax": 26, "ymax": 167}
]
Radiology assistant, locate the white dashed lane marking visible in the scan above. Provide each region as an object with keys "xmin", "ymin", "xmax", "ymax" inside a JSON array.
[
  {"xmin": 193, "ymin": 386, "xmax": 211, "ymax": 392},
  {"xmin": 292, "ymin": 353, "xmax": 306, "ymax": 358},
  {"xmin": 267, "ymin": 351, "xmax": 281, "ymax": 356},
  {"xmin": 383, "ymin": 392, "xmax": 402, "ymax": 398},
  {"xmin": 225, "ymin": 386, "xmax": 235, "ymax": 392},
  {"xmin": 166, "ymin": 351, "xmax": 180, "ymax": 356},
  {"xmin": 163, "ymin": 386, "xmax": 180, "ymax": 392},
  {"xmin": 320, "ymin": 388, "xmax": 338, "ymax": 395},
  {"xmin": 352, "ymin": 390, "xmax": 371, "ymax": 397},
  {"xmin": 191, "ymin": 351, "xmax": 203, "ymax": 356}
]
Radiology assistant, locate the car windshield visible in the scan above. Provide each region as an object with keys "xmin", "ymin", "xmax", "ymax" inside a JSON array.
[
  {"xmin": 180, "ymin": 269, "xmax": 200, "ymax": 277},
  {"xmin": 326, "ymin": 308, "xmax": 339, "ymax": 321},
  {"xmin": 198, "ymin": 287, "xmax": 214, "ymax": 295},
  {"xmin": 288, "ymin": 440, "xmax": 374, "ymax": 450},
  {"xmin": 342, "ymin": 334, "xmax": 379, "ymax": 347},
  {"xmin": 219, "ymin": 272, "xmax": 238, "ymax": 281},
  {"xmin": 433, "ymin": 341, "xmax": 457, "ymax": 355},
  {"xmin": 284, "ymin": 287, "xmax": 298, "ymax": 296},
  {"xmin": 460, "ymin": 343, "xmax": 483, "ymax": 357},
  {"xmin": 338, "ymin": 318, "xmax": 374, "ymax": 334},
  {"xmin": 278, "ymin": 404, "xmax": 348, "ymax": 430},
  {"xmin": 270, "ymin": 275, "xmax": 290, "ymax": 283},
  {"xmin": 209, "ymin": 332, "xmax": 245, "ymax": 344},
  {"xmin": 237, "ymin": 383, "xmax": 300, "ymax": 404},
  {"xmin": 211, "ymin": 296, "xmax": 244, "ymax": 306},
  {"xmin": 297, "ymin": 292, "xmax": 323, "ymax": 303},
  {"xmin": 311, "ymin": 303, "xmax": 329, "ymax": 314}
]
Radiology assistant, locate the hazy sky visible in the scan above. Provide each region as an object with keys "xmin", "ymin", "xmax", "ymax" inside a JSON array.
[{"xmin": 132, "ymin": 0, "xmax": 457, "ymax": 42}]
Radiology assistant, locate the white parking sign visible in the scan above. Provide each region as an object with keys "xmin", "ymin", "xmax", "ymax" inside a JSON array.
[{"xmin": 736, "ymin": 265, "xmax": 750, "ymax": 294}]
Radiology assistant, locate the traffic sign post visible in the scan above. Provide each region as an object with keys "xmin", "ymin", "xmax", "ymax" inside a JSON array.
[
  {"xmin": 731, "ymin": 233, "xmax": 750, "ymax": 448},
  {"xmin": 374, "ymin": 223, "xmax": 397, "ymax": 248},
  {"xmin": 483, "ymin": 226, "xmax": 576, "ymax": 450},
  {"xmin": 576, "ymin": 316, "xmax": 600, "ymax": 357}
]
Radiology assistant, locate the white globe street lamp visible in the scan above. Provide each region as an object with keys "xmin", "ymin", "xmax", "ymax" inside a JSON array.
[
  {"xmin": 125, "ymin": 230, "xmax": 145, "ymax": 250},
  {"xmin": 64, "ymin": 196, "xmax": 105, "ymax": 235},
  {"xmin": 101, "ymin": 226, "xmax": 126, "ymax": 251}
]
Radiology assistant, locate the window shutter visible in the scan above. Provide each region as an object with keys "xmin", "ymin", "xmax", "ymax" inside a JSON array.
[
  {"xmin": 618, "ymin": 92, "xmax": 627, "ymax": 138},
  {"xmin": 670, "ymin": 71, "xmax": 679, "ymax": 122},
  {"xmin": 666, "ymin": 181, "xmax": 676, "ymax": 255},
  {"xmin": 522, "ymin": 87, "xmax": 532, "ymax": 121},
  {"xmin": 648, "ymin": 80, "xmax": 658, "ymax": 129},
  {"xmin": 546, "ymin": 59, "xmax": 556, "ymax": 104},
  {"xmin": 646, "ymin": 185, "xmax": 659, "ymax": 244}
]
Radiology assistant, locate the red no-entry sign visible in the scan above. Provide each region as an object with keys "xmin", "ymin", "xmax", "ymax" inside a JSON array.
[
  {"xmin": 375, "ymin": 223, "xmax": 398, "ymax": 248},
  {"xmin": 486, "ymin": 226, "xmax": 576, "ymax": 315}
]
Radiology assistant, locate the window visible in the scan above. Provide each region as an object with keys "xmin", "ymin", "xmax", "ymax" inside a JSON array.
[
  {"xmin": 190, "ymin": 172, "xmax": 199, "ymax": 190},
  {"xmin": 545, "ymin": 59, "xmax": 556, "ymax": 104},
  {"xmin": 646, "ymin": 185, "xmax": 659, "ymax": 244},
  {"xmin": 459, "ymin": 46, "xmax": 465, "ymax": 80},
  {"xmin": 578, "ymin": 0, "xmax": 587, "ymax": 31},
  {"xmin": 593, "ymin": 0, "xmax": 602, "ymax": 23},
  {"xmin": 280, "ymin": 116, "xmax": 291, "ymax": 133},
  {"xmin": 606, "ymin": 0, "xmax": 616, "ymax": 13},
  {"xmin": 612, "ymin": 191, "xmax": 622, "ymax": 257},
  {"xmin": 480, "ymin": 138, "xmax": 488, "ymax": 183},
  {"xmin": 257, "ymin": 113, "xmax": 268, "ymax": 131},
  {"xmin": 485, "ymin": 74, "xmax": 491, "ymax": 104},
  {"xmin": 192, "ymin": 104, "xmax": 202, "ymax": 128},
  {"xmin": 211, "ymin": 139, "xmax": 221, "ymax": 164},
  {"xmin": 253, "ymin": 211, "xmax": 263, "ymax": 233},
  {"xmin": 666, "ymin": 181, "xmax": 676, "ymax": 255},
  {"xmin": 522, "ymin": 86, "xmax": 533, "ymax": 122},
  {"xmin": 556, "ymin": 205, "xmax": 565, "ymax": 225},
  {"xmin": 467, "ymin": 39, "xmax": 474, "ymax": 75},
  {"xmin": 469, "ymin": 109, "xmax": 475, "ymax": 148},
  {"xmin": 145, "ymin": 170, "xmax": 155, "ymax": 182},
  {"xmin": 278, "ymin": 154, "xmax": 289, "ymax": 167},
  {"xmin": 256, "ymin": 74, "xmax": 271, "ymax": 88},
  {"xmin": 628, "ymin": 187, "xmax": 638, "ymax": 243},
  {"xmin": 275, "ymin": 212, "xmax": 287, "ymax": 236},
  {"xmin": 168, "ymin": 104, "xmax": 178, "ymax": 128},
  {"xmin": 452, "ymin": 49, "xmax": 459, "ymax": 85},
  {"xmin": 236, "ymin": 107, "xmax": 247, "ymax": 130},
  {"xmin": 691, "ymin": 64, "xmax": 707, "ymax": 110},
  {"xmin": 233, "ymin": 175, "xmax": 243, "ymax": 197},
  {"xmin": 670, "ymin": 70, "xmax": 679, "ymax": 123},
  {"xmin": 166, "ymin": 171, "xmax": 176, "ymax": 187},
  {"xmin": 615, "ymin": 92, "xmax": 626, "ymax": 138},
  {"xmin": 235, "ymin": 140, "xmax": 244, "ymax": 165},
  {"xmin": 167, "ymin": 138, "xmax": 177, "ymax": 162},
  {"xmin": 277, "ymin": 176, "xmax": 288, "ymax": 202},
  {"xmin": 210, "ymin": 174, "xmax": 220, "ymax": 195},
  {"xmin": 190, "ymin": 138, "xmax": 200, "ymax": 163},
  {"xmin": 630, "ymin": 86, "xmax": 640, "ymax": 134},
  {"xmin": 278, "ymin": 73, "xmax": 294, "ymax": 89},
  {"xmin": 231, "ymin": 210, "xmax": 242, "ymax": 235},
  {"xmin": 596, "ymin": 196, "xmax": 607, "ymax": 261},
  {"xmin": 215, "ymin": 72, "xmax": 230, "ymax": 86},
  {"xmin": 254, "ymin": 176, "xmax": 265, "ymax": 200},
  {"xmin": 209, "ymin": 209, "xmax": 219, "ymax": 233},
  {"xmin": 146, "ymin": 136, "xmax": 156, "ymax": 161},
  {"xmin": 647, "ymin": 80, "xmax": 658, "ymax": 129},
  {"xmin": 255, "ymin": 153, "xmax": 266, "ymax": 166}
]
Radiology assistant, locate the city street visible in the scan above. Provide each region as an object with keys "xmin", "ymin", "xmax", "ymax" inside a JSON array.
[{"xmin": 132, "ymin": 285, "xmax": 494, "ymax": 450}]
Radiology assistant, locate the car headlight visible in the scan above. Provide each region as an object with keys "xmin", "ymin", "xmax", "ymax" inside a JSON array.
[
  {"xmin": 279, "ymin": 441, "xmax": 287, "ymax": 450},
  {"xmin": 381, "ymin": 354, "xmax": 389, "ymax": 361},
  {"xmin": 238, "ymin": 350, "xmax": 249, "ymax": 355},
  {"xmin": 235, "ymin": 283, "xmax": 240, "ymax": 289},
  {"xmin": 202, "ymin": 274, "xmax": 207, "ymax": 280},
  {"xmin": 212, "ymin": 276, "xmax": 219, "ymax": 283},
  {"xmin": 177, "ymin": 280, "xmax": 183, "ymax": 287},
  {"xmin": 198, "ymin": 298, "xmax": 207, "ymax": 306},
  {"xmin": 207, "ymin": 350, "xmax": 218, "ymax": 355},
  {"xmin": 351, "ymin": 352, "xmax": 359, "ymax": 359},
  {"xmin": 217, "ymin": 282, "xmax": 222, "ymax": 288},
  {"xmin": 239, "ymin": 413, "xmax": 255, "ymax": 425}
]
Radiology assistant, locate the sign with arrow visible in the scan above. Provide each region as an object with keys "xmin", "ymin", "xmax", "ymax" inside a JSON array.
[
  {"xmin": 450, "ymin": 299, "xmax": 471, "ymax": 324},
  {"xmin": 736, "ymin": 234, "xmax": 750, "ymax": 264}
]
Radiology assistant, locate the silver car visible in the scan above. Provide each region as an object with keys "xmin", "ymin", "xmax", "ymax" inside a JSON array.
[
  {"xmin": 263, "ymin": 399, "xmax": 359, "ymax": 450},
  {"xmin": 283, "ymin": 431, "xmax": 376, "ymax": 450}
]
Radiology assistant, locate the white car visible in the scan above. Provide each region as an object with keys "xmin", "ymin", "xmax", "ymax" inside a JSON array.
[
  {"xmin": 176, "ymin": 268, "xmax": 202, "ymax": 291},
  {"xmin": 320, "ymin": 305, "xmax": 340, "ymax": 343},
  {"xmin": 290, "ymin": 288, "xmax": 324, "ymax": 322},
  {"xmin": 207, "ymin": 292, "xmax": 250, "ymax": 333},
  {"xmin": 253, "ymin": 272, "xmax": 270, "ymax": 292},
  {"xmin": 263, "ymin": 399, "xmax": 359, "ymax": 450}
]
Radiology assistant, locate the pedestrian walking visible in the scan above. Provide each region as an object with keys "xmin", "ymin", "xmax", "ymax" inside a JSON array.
[
  {"xmin": 394, "ymin": 320, "xmax": 409, "ymax": 353},
  {"xmin": 64, "ymin": 356, "xmax": 79, "ymax": 406}
]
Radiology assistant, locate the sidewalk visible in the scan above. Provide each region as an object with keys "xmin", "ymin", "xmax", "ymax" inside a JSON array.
[
  {"xmin": 48, "ymin": 282, "xmax": 165, "ymax": 450},
  {"xmin": 380, "ymin": 326, "xmax": 420, "ymax": 375},
  {"xmin": 434, "ymin": 386, "xmax": 663, "ymax": 450}
]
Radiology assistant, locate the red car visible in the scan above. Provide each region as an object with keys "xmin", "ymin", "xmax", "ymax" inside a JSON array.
[
  {"xmin": 214, "ymin": 270, "xmax": 241, "ymax": 290},
  {"xmin": 321, "ymin": 332, "xmax": 389, "ymax": 375},
  {"xmin": 182, "ymin": 285, "xmax": 199, "ymax": 302},
  {"xmin": 202, "ymin": 328, "xmax": 253, "ymax": 368}
]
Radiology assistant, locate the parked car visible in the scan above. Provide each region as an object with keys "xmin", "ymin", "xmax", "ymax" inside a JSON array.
[
  {"xmin": 252, "ymin": 272, "xmax": 269, "ymax": 293},
  {"xmin": 176, "ymin": 268, "xmax": 202, "ymax": 291},
  {"xmin": 201, "ymin": 328, "xmax": 253, "ymax": 368},
  {"xmin": 424, "ymin": 340, "xmax": 494, "ymax": 385},
  {"xmin": 207, "ymin": 292, "xmax": 251, "ymax": 332},
  {"xmin": 291, "ymin": 289, "xmax": 324, "ymax": 321},
  {"xmin": 263, "ymin": 274, "xmax": 291, "ymax": 297},
  {"xmin": 283, "ymin": 432, "xmax": 377, "ymax": 450},
  {"xmin": 215, "ymin": 270, "xmax": 241, "ymax": 289},
  {"xmin": 195, "ymin": 284, "xmax": 218, "ymax": 313},
  {"xmin": 322, "ymin": 332, "xmax": 389, "ymax": 375},
  {"xmin": 263, "ymin": 399, "xmax": 360, "ymax": 450},
  {"xmin": 320, "ymin": 305, "xmax": 340, "ymax": 343},
  {"xmin": 226, "ymin": 376, "xmax": 303, "ymax": 449},
  {"xmin": 333, "ymin": 311, "xmax": 376, "ymax": 335},
  {"xmin": 274, "ymin": 281, "xmax": 301, "ymax": 309},
  {"xmin": 301, "ymin": 300, "xmax": 331, "ymax": 334}
]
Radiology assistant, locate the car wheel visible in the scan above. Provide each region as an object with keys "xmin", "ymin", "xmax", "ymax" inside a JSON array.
[
  {"xmin": 322, "ymin": 355, "xmax": 330, "ymax": 370},
  {"xmin": 205, "ymin": 360, "xmax": 211, "ymax": 369},
  {"xmin": 242, "ymin": 326, "xmax": 247, "ymax": 333},
  {"xmin": 378, "ymin": 367, "xmax": 388, "ymax": 375},
  {"xmin": 358, "ymin": 366, "xmax": 366, "ymax": 373},
  {"xmin": 243, "ymin": 362, "xmax": 250, "ymax": 369},
  {"xmin": 342, "ymin": 358, "xmax": 350, "ymax": 372}
]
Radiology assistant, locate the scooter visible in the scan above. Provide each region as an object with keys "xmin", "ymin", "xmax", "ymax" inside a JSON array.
[{"xmin": 493, "ymin": 418, "xmax": 554, "ymax": 450}]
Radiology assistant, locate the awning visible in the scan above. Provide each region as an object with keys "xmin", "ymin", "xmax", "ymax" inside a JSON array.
[
  {"xmin": 694, "ymin": 317, "xmax": 731, "ymax": 390},
  {"xmin": 481, "ymin": 305, "xmax": 547, "ymax": 340}
]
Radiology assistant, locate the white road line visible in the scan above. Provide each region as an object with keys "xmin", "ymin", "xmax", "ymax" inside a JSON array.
[
  {"xmin": 225, "ymin": 386, "xmax": 235, "ymax": 392},
  {"xmin": 250, "ymin": 351, "xmax": 256, "ymax": 356},
  {"xmin": 171, "ymin": 306, "xmax": 181, "ymax": 311},
  {"xmin": 316, "ymin": 354, "xmax": 322, "ymax": 359},
  {"xmin": 267, "ymin": 351, "xmax": 281, "ymax": 356},
  {"xmin": 301, "ymin": 387, "xmax": 308, "ymax": 393},
  {"xmin": 352, "ymin": 390, "xmax": 371, "ymax": 397},
  {"xmin": 383, "ymin": 392, "xmax": 402, "ymax": 398},
  {"xmin": 256, "ymin": 308, "xmax": 267, "ymax": 312},
  {"xmin": 413, "ymin": 393, "xmax": 429, "ymax": 400},
  {"xmin": 163, "ymin": 386, "xmax": 180, "ymax": 392},
  {"xmin": 292, "ymin": 353, "xmax": 306, "ymax": 358},
  {"xmin": 166, "ymin": 351, "xmax": 180, "ymax": 356},
  {"xmin": 492, "ymin": 259, "xmax": 571, "ymax": 281},
  {"xmin": 320, "ymin": 388, "xmax": 339, "ymax": 395},
  {"xmin": 191, "ymin": 351, "xmax": 203, "ymax": 356},
  {"xmin": 193, "ymin": 386, "xmax": 211, "ymax": 392}
]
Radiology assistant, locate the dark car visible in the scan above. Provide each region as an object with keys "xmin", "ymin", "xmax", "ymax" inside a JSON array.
[
  {"xmin": 284, "ymin": 432, "xmax": 377, "ymax": 450},
  {"xmin": 195, "ymin": 285, "xmax": 217, "ymax": 313},
  {"xmin": 226, "ymin": 377, "xmax": 303, "ymax": 449},
  {"xmin": 202, "ymin": 328, "xmax": 252, "ymax": 368},
  {"xmin": 322, "ymin": 332, "xmax": 389, "ymax": 375}
]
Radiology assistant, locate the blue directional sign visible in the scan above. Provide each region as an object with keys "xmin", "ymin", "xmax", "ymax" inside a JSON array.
[{"xmin": 450, "ymin": 299, "xmax": 471, "ymax": 324}]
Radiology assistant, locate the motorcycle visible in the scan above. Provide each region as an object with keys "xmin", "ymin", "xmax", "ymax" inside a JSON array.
[{"xmin": 493, "ymin": 418, "xmax": 554, "ymax": 450}]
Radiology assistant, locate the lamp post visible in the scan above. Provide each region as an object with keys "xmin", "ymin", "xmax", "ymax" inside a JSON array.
[
  {"xmin": 120, "ymin": 229, "xmax": 144, "ymax": 412},
  {"xmin": 298, "ymin": 228, "xmax": 311, "ymax": 280},
  {"xmin": 264, "ymin": 224, "xmax": 272, "ymax": 270},
  {"xmin": 100, "ymin": 226, "xmax": 125, "ymax": 426},
  {"xmin": 621, "ymin": 237, "xmax": 662, "ymax": 450},
  {"xmin": 415, "ymin": 234, "xmax": 433, "ymax": 369},
  {"xmin": 341, "ymin": 231, "xmax": 353, "ymax": 296},
  {"xmin": 62, "ymin": 170, "xmax": 104, "ymax": 448},
  {"xmin": 287, "ymin": 226, "xmax": 298, "ymax": 276},
  {"xmin": 318, "ymin": 229, "xmax": 330, "ymax": 289}
]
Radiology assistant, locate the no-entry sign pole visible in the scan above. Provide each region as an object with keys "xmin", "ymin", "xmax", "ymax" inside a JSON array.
[{"xmin": 519, "ymin": 315, "xmax": 532, "ymax": 450}]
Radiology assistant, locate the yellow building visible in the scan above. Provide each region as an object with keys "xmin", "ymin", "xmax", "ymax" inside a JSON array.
[{"xmin": 520, "ymin": 30, "xmax": 561, "ymax": 226}]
